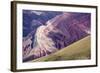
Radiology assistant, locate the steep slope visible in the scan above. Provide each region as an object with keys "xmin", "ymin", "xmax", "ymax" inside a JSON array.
[{"xmin": 32, "ymin": 36, "xmax": 91, "ymax": 62}]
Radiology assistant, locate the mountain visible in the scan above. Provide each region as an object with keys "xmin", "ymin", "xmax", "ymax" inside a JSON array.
[{"xmin": 23, "ymin": 12, "xmax": 91, "ymax": 62}]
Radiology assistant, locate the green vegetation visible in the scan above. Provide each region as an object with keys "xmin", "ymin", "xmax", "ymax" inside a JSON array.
[{"xmin": 31, "ymin": 36, "xmax": 91, "ymax": 62}]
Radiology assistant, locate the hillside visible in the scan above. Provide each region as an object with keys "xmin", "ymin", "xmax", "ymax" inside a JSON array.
[
  {"xmin": 31, "ymin": 36, "xmax": 91, "ymax": 62},
  {"xmin": 23, "ymin": 12, "xmax": 91, "ymax": 62}
]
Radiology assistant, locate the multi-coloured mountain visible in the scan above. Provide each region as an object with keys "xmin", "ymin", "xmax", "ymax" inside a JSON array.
[{"xmin": 23, "ymin": 11, "xmax": 91, "ymax": 62}]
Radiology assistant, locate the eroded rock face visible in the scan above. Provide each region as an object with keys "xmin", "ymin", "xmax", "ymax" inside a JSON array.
[{"xmin": 23, "ymin": 12, "xmax": 91, "ymax": 62}]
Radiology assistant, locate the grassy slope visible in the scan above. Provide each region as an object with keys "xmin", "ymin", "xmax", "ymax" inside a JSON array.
[{"xmin": 31, "ymin": 36, "xmax": 91, "ymax": 62}]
